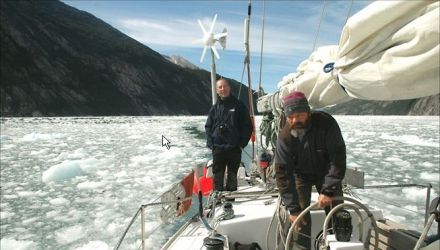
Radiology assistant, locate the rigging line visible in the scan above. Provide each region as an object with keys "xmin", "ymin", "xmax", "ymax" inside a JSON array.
[
  {"xmin": 357, "ymin": 192, "xmax": 425, "ymax": 216},
  {"xmin": 139, "ymin": 222, "xmax": 163, "ymax": 243},
  {"xmin": 344, "ymin": 0, "xmax": 354, "ymax": 25},
  {"xmin": 365, "ymin": 175, "xmax": 424, "ymax": 187},
  {"xmin": 238, "ymin": 63, "xmax": 246, "ymax": 100},
  {"xmin": 311, "ymin": 0, "xmax": 328, "ymax": 53},
  {"xmin": 258, "ymin": 0, "xmax": 266, "ymax": 97},
  {"xmin": 244, "ymin": 0, "xmax": 257, "ymax": 160}
]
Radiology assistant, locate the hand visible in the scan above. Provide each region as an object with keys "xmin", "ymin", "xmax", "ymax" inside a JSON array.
[
  {"xmin": 289, "ymin": 213, "xmax": 307, "ymax": 231},
  {"xmin": 318, "ymin": 194, "xmax": 332, "ymax": 208}
]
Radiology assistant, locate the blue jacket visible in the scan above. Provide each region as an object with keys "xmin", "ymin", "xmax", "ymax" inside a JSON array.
[{"xmin": 205, "ymin": 96, "xmax": 252, "ymax": 150}]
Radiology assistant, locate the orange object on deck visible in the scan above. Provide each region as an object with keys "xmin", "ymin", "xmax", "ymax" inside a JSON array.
[{"xmin": 192, "ymin": 166, "xmax": 213, "ymax": 196}]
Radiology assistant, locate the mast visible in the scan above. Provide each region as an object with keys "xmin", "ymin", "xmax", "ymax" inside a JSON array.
[
  {"xmin": 244, "ymin": 0, "xmax": 257, "ymax": 160},
  {"xmin": 210, "ymin": 50, "xmax": 217, "ymax": 105}
]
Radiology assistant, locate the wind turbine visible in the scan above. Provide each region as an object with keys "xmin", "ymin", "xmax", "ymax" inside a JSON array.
[{"xmin": 195, "ymin": 14, "xmax": 227, "ymax": 105}]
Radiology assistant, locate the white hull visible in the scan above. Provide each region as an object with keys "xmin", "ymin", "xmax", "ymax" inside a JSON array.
[{"xmin": 162, "ymin": 183, "xmax": 384, "ymax": 250}]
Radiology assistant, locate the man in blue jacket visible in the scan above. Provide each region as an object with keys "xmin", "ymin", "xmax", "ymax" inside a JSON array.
[
  {"xmin": 275, "ymin": 91, "xmax": 346, "ymax": 249},
  {"xmin": 205, "ymin": 79, "xmax": 252, "ymax": 192}
]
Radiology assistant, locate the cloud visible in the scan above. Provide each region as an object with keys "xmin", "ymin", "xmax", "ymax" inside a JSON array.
[
  {"xmin": 114, "ymin": 15, "xmax": 322, "ymax": 58},
  {"xmin": 105, "ymin": 0, "xmax": 374, "ymax": 88},
  {"xmin": 115, "ymin": 18, "xmax": 203, "ymax": 47},
  {"xmin": 105, "ymin": 0, "xmax": 375, "ymax": 60},
  {"xmin": 119, "ymin": 19, "xmax": 172, "ymax": 32}
]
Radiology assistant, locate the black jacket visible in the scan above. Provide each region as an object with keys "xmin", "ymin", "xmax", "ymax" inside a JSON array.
[
  {"xmin": 274, "ymin": 111, "xmax": 346, "ymax": 214},
  {"xmin": 205, "ymin": 95, "xmax": 252, "ymax": 150}
]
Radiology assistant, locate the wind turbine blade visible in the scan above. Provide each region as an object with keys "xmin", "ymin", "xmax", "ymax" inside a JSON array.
[
  {"xmin": 218, "ymin": 36, "xmax": 227, "ymax": 49},
  {"xmin": 200, "ymin": 46, "xmax": 208, "ymax": 62},
  {"xmin": 211, "ymin": 46, "xmax": 220, "ymax": 59},
  {"xmin": 198, "ymin": 19, "xmax": 207, "ymax": 34},
  {"xmin": 209, "ymin": 14, "xmax": 217, "ymax": 33},
  {"xmin": 214, "ymin": 32, "xmax": 227, "ymax": 39}
]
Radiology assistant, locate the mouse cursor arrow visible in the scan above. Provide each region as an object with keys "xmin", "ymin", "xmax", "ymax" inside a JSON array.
[{"xmin": 162, "ymin": 135, "xmax": 171, "ymax": 150}]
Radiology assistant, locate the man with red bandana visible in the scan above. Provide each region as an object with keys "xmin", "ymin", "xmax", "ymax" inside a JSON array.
[{"xmin": 275, "ymin": 91, "xmax": 346, "ymax": 249}]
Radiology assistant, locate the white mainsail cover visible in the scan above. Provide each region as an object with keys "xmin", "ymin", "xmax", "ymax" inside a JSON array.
[{"xmin": 279, "ymin": 0, "xmax": 439, "ymax": 108}]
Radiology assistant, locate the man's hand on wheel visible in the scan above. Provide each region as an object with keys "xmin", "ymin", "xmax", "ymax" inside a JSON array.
[
  {"xmin": 289, "ymin": 213, "xmax": 307, "ymax": 231},
  {"xmin": 318, "ymin": 194, "xmax": 332, "ymax": 208}
]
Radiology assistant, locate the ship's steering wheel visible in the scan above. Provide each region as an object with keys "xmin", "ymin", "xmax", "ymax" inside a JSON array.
[{"xmin": 284, "ymin": 196, "xmax": 379, "ymax": 250}]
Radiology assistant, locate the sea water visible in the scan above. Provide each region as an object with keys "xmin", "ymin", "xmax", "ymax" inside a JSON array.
[{"xmin": 0, "ymin": 116, "xmax": 438, "ymax": 249}]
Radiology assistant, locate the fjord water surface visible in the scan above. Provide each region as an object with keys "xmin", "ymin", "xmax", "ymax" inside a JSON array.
[{"xmin": 1, "ymin": 116, "xmax": 438, "ymax": 249}]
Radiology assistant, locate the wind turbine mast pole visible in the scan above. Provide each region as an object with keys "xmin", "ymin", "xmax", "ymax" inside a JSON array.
[
  {"xmin": 211, "ymin": 50, "xmax": 217, "ymax": 105},
  {"xmin": 196, "ymin": 13, "xmax": 226, "ymax": 105}
]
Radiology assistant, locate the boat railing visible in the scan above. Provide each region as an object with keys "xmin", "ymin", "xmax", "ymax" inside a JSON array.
[
  {"xmin": 351, "ymin": 183, "xmax": 433, "ymax": 226},
  {"xmin": 114, "ymin": 187, "xmax": 279, "ymax": 250},
  {"xmin": 343, "ymin": 168, "xmax": 433, "ymax": 226},
  {"xmin": 114, "ymin": 168, "xmax": 434, "ymax": 250},
  {"xmin": 113, "ymin": 196, "xmax": 193, "ymax": 250}
]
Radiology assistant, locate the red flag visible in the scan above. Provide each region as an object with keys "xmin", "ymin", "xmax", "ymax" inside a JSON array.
[
  {"xmin": 192, "ymin": 166, "xmax": 213, "ymax": 196},
  {"xmin": 176, "ymin": 170, "xmax": 194, "ymax": 216}
]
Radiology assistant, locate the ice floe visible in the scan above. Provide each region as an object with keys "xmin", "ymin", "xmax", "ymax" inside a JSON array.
[{"xmin": 0, "ymin": 238, "xmax": 37, "ymax": 250}]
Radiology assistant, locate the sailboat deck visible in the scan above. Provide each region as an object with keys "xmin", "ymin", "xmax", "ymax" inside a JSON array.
[{"xmin": 163, "ymin": 185, "xmax": 384, "ymax": 250}]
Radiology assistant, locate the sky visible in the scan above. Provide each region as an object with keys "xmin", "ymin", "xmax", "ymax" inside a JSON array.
[{"xmin": 62, "ymin": 0, "xmax": 373, "ymax": 93}]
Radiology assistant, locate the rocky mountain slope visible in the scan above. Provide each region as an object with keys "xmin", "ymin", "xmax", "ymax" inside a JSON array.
[
  {"xmin": 1, "ymin": 0, "xmax": 437, "ymax": 117},
  {"xmin": 0, "ymin": 0, "xmax": 254, "ymax": 116},
  {"xmin": 164, "ymin": 55, "xmax": 199, "ymax": 70}
]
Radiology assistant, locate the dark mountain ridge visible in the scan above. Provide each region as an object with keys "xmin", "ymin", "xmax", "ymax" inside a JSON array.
[
  {"xmin": 1, "ymin": 0, "xmax": 437, "ymax": 117},
  {"xmin": 0, "ymin": 0, "xmax": 255, "ymax": 116}
]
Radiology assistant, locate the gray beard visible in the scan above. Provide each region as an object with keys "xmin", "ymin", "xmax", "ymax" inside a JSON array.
[{"xmin": 290, "ymin": 128, "xmax": 305, "ymax": 141}]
